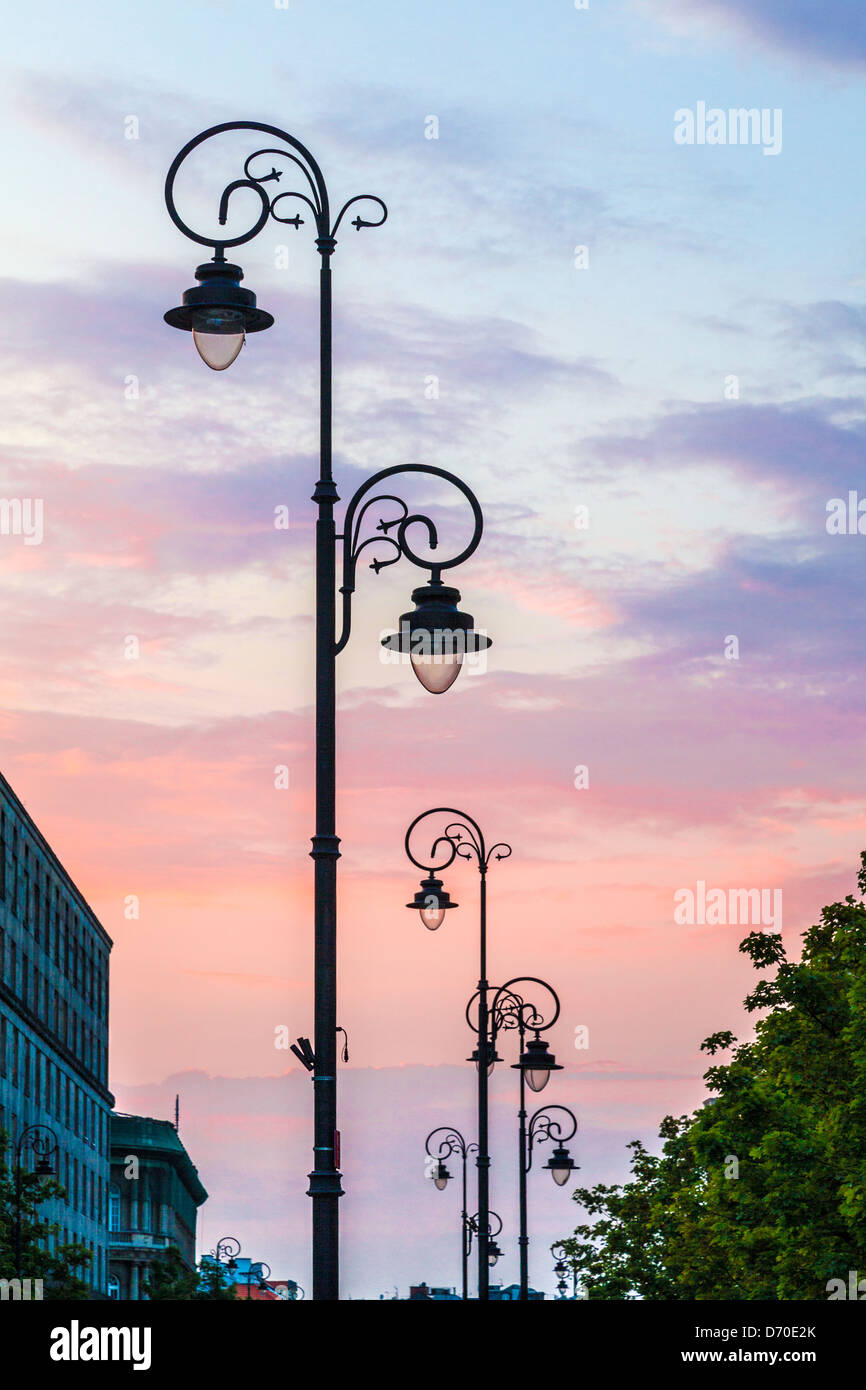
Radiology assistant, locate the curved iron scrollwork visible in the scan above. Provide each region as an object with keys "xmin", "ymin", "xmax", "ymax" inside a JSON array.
[
  {"xmin": 526, "ymin": 1105, "xmax": 578, "ymax": 1172},
  {"xmin": 424, "ymin": 1126, "xmax": 478, "ymax": 1162},
  {"xmin": 210, "ymin": 1235, "xmax": 241, "ymax": 1263},
  {"xmin": 405, "ymin": 806, "xmax": 511, "ymax": 879},
  {"xmin": 466, "ymin": 975, "xmax": 559, "ymax": 1039},
  {"xmin": 336, "ymin": 464, "xmax": 485, "ymax": 655},
  {"xmin": 164, "ymin": 121, "xmax": 388, "ymax": 258},
  {"xmin": 466, "ymin": 1210, "xmax": 503, "ymax": 1239}
]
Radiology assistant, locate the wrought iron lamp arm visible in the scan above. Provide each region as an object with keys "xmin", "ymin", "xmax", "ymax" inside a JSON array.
[
  {"xmin": 525, "ymin": 1106, "xmax": 578, "ymax": 1174},
  {"xmin": 335, "ymin": 464, "xmax": 484, "ymax": 656},
  {"xmin": 424, "ymin": 1126, "xmax": 476, "ymax": 1161},
  {"xmin": 165, "ymin": 122, "xmax": 389, "ymax": 259}
]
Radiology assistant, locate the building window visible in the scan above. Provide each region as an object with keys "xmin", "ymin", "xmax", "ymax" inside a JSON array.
[
  {"xmin": 107, "ymin": 1275, "xmax": 120, "ymax": 1300},
  {"xmin": 109, "ymin": 1185, "xmax": 120, "ymax": 1232}
]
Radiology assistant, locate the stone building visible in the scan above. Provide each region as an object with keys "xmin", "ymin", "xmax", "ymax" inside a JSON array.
[
  {"xmin": 108, "ymin": 1112, "xmax": 207, "ymax": 1299},
  {"xmin": 0, "ymin": 771, "xmax": 112, "ymax": 1295}
]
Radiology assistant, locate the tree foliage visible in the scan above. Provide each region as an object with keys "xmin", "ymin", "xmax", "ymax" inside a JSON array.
[
  {"xmin": 145, "ymin": 1246, "xmax": 236, "ymax": 1300},
  {"xmin": 0, "ymin": 1130, "xmax": 92, "ymax": 1298},
  {"xmin": 558, "ymin": 854, "xmax": 866, "ymax": 1299}
]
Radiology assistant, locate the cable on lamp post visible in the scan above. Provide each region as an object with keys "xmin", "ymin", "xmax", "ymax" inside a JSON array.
[
  {"xmin": 424, "ymin": 1126, "xmax": 479, "ymax": 1301},
  {"xmin": 406, "ymin": 809, "xmax": 510, "ymax": 1299},
  {"xmin": 163, "ymin": 124, "xmax": 492, "ymax": 1301}
]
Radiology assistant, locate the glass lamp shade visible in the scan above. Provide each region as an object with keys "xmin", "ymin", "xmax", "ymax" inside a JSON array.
[
  {"xmin": 513, "ymin": 1037, "xmax": 563, "ymax": 1093},
  {"xmin": 467, "ymin": 1047, "xmax": 501, "ymax": 1076},
  {"xmin": 381, "ymin": 581, "xmax": 492, "ymax": 695},
  {"xmin": 432, "ymin": 1160, "xmax": 452, "ymax": 1191},
  {"xmin": 406, "ymin": 876, "xmax": 456, "ymax": 929},
  {"xmin": 35, "ymin": 1156, "xmax": 55, "ymax": 1177},
  {"xmin": 546, "ymin": 1146, "xmax": 576, "ymax": 1187},
  {"xmin": 410, "ymin": 649, "xmax": 463, "ymax": 695},
  {"xmin": 488, "ymin": 1242, "xmax": 502, "ymax": 1267},
  {"xmin": 164, "ymin": 260, "xmax": 273, "ymax": 369},
  {"xmin": 557, "ymin": 1279, "xmax": 569, "ymax": 1297},
  {"xmin": 421, "ymin": 899, "xmax": 446, "ymax": 931},
  {"xmin": 192, "ymin": 308, "xmax": 246, "ymax": 371}
]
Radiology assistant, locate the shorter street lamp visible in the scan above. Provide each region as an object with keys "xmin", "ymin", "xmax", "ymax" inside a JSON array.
[
  {"xmin": 488, "ymin": 978, "xmax": 577, "ymax": 1301},
  {"xmin": 551, "ymin": 1241, "xmax": 579, "ymax": 1300},
  {"xmin": 247, "ymin": 1260, "xmax": 272, "ymax": 1300},
  {"xmin": 406, "ymin": 808, "xmax": 511, "ymax": 1301},
  {"xmin": 208, "ymin": 1235, "xmax": 241, "ymax": 1289},
  {"xmin": 465, "ymin": 1211, "xmax": 504, "ymax": 1274},
  {"xmin": 14, "ymin": 1124, "xmax": 59, "ymax": 1279},
  {"xmin": 424, "ymin": 1127, "xmax": 478, "ymax": 1301}
]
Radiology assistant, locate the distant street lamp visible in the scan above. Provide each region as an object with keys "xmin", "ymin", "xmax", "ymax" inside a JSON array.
[
  {"xmin": 551, "ymin": 1241, "xmax": 579, "ymax": 1300},
  {"xmin": 465, "ymin": 1211, "xmax": 504, "ymax": 1272},
  {"xmin": 208, "ymin": 1234, "xmax": 241, "ymax": 1290},
  {"xmin": 424, "ymin": 1126, "xmax": 478, "ymax": 1301},
  {"xmin": 405, "ymin": 809, "xmax": 511, "ymax": 1299},
  {"xmin": 163, "ymin": 123, "xmax": 491, "ymax": 1300},
  {"xmin": 13, "ymin": 1124, "xmax": 58, "ymax": 1279},
  {"xmin": 247, "ymin": 1260, "xmax": 272, "ymax": 1300},
  {"xmin": 489, "ymin": 978, "xmax": 577, "ymax": 1301}
]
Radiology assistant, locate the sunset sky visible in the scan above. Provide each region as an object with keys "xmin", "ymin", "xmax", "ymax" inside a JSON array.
[{"xmin": 2, "ymin": 0, "xmax": 865, "ymax": 1297}]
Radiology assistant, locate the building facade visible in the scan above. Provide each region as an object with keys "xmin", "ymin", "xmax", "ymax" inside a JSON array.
[
  {"xmin": 0, "ymin": 771, "xmax": 113, "ymax": 1295},
  {"xmin": 109, "ymin": 1113, "xmax": 207, "ymax": 1299}
]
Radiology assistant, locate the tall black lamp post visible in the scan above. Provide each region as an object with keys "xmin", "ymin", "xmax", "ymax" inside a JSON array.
[
  {"xmin": 163, "ymin": 124, "xmax": 492, "ymax": 1301},
  {"xmin": 405, "ymin": 809, "xmax": 510, "ymax": 1299},
  {"xmin": 489, "ymin": 979, "xmax": 578, "ymax": 1301},
  {"xmin": 424, "ymin": 1126, "xmax": 478, "ymax": 1301},
  {"xmin": 13, "ymin": 1124, "xmax": 58, "ymax": 1279}
]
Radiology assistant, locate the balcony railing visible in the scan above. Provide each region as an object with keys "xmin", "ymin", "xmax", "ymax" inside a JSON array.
[{"xmin": 108, "ymin": 1231, "xmax": 170, "ymax": 1249}]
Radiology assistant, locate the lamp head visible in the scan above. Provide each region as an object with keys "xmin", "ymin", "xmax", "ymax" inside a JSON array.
[
  {"xmin": 545, "ymin": 1145, "xmax": 576, "ymax": 1187},
  {"xmin": 165, "ymin": 259, "xmax": 274, "ymax": 370},
  {"xmin": 431, "ymin": 1159, "xmax": 452, "ymax": 1191},
  {"xmin": 381, "ymin": 579, "xmax": 491, "ymax": 694},
  {"xmin": 406, "ymin": 874, "xmax": 457, "ymax": 930},
  {"xmin": 513, "ymin": 1036, "xmax": 563, "ymax": 1093}
]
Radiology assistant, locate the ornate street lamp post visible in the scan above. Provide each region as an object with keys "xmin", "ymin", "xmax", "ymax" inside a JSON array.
[
  {"xmin": 405, "ymin": 809, "xmax": 510, "ymax": 1299},
  {"xmin": 424, "ymin": 1126, "xmax": 478, "ymax": 1301},
  {"xmin": 465, "ymin": 1210, "xmax": 504, "ymax": 1274},
  {"xmin": 490, "ymin": 978, "xmax": 577, "ymax": 1301},
  {"xmin": 13, "ymin": 1123, "xmax": 58, "ymax": 1279},
  {"xmin": 551, "ymin": 1240, "xmax": 579, "ymax": 1299},
  {"xmin": 163, "ymin": 124, "xmax": 491, "ymax": 1301}
]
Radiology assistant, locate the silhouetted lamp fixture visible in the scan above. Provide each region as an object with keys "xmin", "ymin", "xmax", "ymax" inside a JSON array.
[
  {"xmin": 514, "ymin": 1036, "xmax": 562, "ymax": 1094},
  {"xmin": 382, "ymin": 580, "xmax": 492, "ymax": 694},
  {"xmin": 488, "ymin": 1239, "xmax": 503, "ymax": 1268},
  {"xmin": 431, "ymin": 1160, "xmax": 452, "ymax": 1192},
  {"xmin": 467, "ymin": 1045, "xmax": 502, "ymax": 1077},
  {"xmin": 544, "ymin": 1145, "xmax": 576, "ymax": 1187},
  {"xmin": 406, "ymin": 874, "xmax": 458, "ymax": 931},
  {"xmin": 164, "ymin": 259, "xmax": 274, "ymax": 370}
]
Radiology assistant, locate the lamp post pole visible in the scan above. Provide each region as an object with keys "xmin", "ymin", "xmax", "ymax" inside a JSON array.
[
  {"xmin": 163, "ymin": 125, "xmax": 492, "ymax": 1301},
  {"xmin": 489, "ymin": 978, "xmax": 577, "ymax": 1301},
  {"xmin": 424, "ymin": 1126, "xmax": 478, "ymax": 1301},
  {"xmin": 405, "ymin": 810, "xmax": 511, "ymax": 1300},
  {"xmin": 13, "ymin": 1124, "xmax": 58, "ymax": 1280}
]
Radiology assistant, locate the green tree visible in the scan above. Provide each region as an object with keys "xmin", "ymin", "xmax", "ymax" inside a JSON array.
[
  {"xmin": 559, "ymin": 853, "xmax": 866, "ymax": 1300},
  {"xmin": 145, "ymin": 1246, "xmax": 236, "ymax": 1301},
  {"xmin": 0, "ymin": 1130, "xmax": 92, "ymax": 1298}
]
